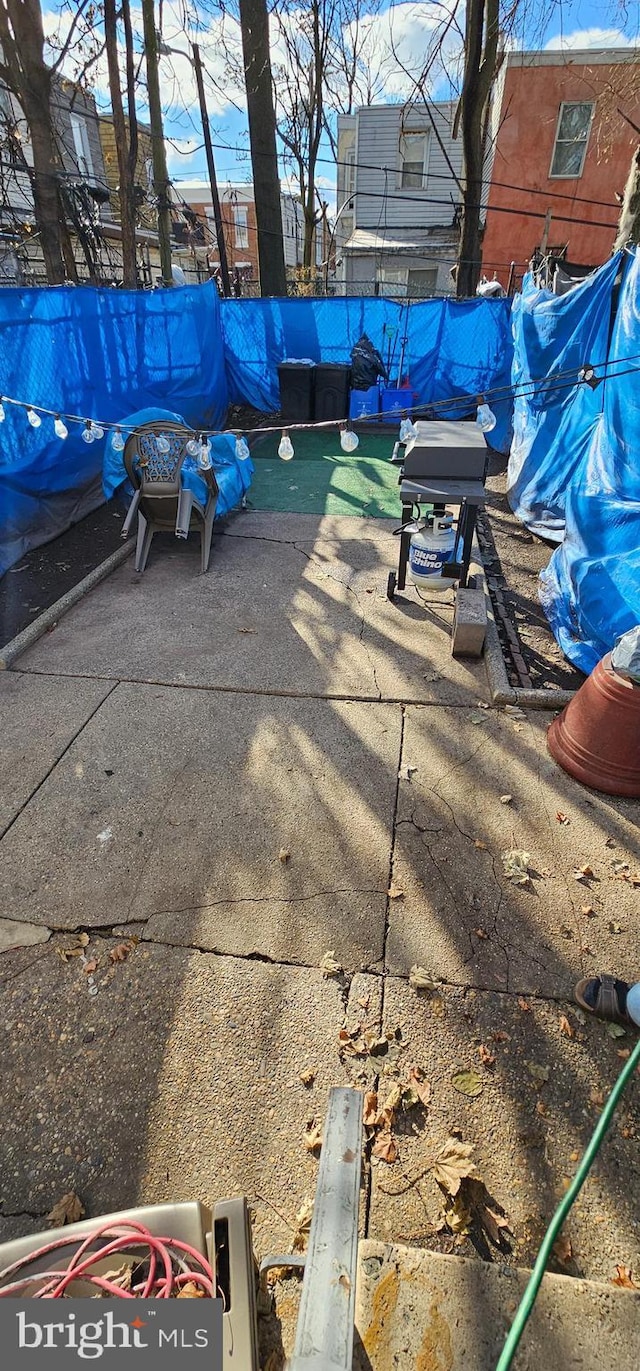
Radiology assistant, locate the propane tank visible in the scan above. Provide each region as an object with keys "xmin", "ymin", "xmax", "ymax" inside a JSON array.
[{"xmin": 408, "ymin": 511, "xmax": 456, "ymax": 590}]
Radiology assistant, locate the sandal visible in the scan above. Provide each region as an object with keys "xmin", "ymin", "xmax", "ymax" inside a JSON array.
[{"xmin": 574, "ymin": 974, "xmax": 633, "ymax": 1026}]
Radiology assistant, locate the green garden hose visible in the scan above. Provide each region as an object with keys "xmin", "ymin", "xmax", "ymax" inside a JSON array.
[{"xmin": 495, "ymin": 1034, "xmax": 640, "ymax": 1371}]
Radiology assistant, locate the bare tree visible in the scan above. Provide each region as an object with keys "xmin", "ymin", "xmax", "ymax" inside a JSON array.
[
  {"xmin": 238, "ymin": 0, "xmax": 287, "ymax": 295},
  {"xmin": 104, "ymin": 0, "xmax": 138, "ymax": 287},
  {"xmin": 454, "ymin": 0, "xmax": 499, "ymax": 297}
]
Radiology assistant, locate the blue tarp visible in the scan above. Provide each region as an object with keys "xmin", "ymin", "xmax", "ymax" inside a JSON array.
[
  {"xmin": 103, "ymin": 407, "xmax": 253, "ymax": 517},
  {"xmin": 539, "ymin": 249, "xmax": 640, "ymax": 673},
  {"xmin": 0, "ymin": 281, "xmax": 228, "ymax": 575},
  {"xmin": 507, "ymin": 254, "xmax": 622, "ymax": 540},
  {"xmin": 221, "ymin": 295, "xmax": 513, "ymax": 452}
]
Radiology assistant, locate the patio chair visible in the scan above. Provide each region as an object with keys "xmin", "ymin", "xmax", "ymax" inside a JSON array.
[{"xmin": 123, "ymin": 421, "xmax": 219, "ymax": 574}]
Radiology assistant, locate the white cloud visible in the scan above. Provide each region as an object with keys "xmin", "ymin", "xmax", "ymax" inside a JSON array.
[
  {"xmin": 165, "ymin": 137, "xmax": 202, "ymax": 174},
  {"xmin": 544, "ymin": 27, "xmax": 635, "ymax": 51},
  {"xmin": 342, "ymin": 1, "xmax": 464, "ymax": 102}
]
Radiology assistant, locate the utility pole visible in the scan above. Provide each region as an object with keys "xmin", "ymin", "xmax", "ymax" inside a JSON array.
[
  {"xmin": 140, "ymin": 0, "xmax": 173, "ymax": 286},
  {"xmin": 192, "ymin": 42, "xmax": 231, "ymax": 295},
  {"xmin": 239, "ymin": 0, "xmax": 287, "ymax": 297}
]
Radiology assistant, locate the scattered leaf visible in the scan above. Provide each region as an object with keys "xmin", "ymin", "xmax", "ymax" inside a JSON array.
[
  {"xmin": 501, "ymin": 849, "xmax": 531, "ymax": 885},
  {"xmin": 558, "ymin": 1014, "xmax": 575, "ymax": 1039},
  {"xmin": 109, "ymin": 941, "xmax": 135, "ymax": 963},
  {"xmin": 102, "ymin": 1262, "xmax": 133, "ymax": 1292},
  {"xmin": 78, "ymin": 933, "xmax": 90, "ymax": 947},
  {"xmin": 357, "ymin": 995, "xmax": 370, "ymax": 1010},
  {"xmin": 518, "ymin": 997, "xmax": 531, "ymax": 1012},
  {"xmin": 580, "ymin": 904, "xmax": 595, "ymax": 917},
  {"xmin": 83, "ymin": 958, "xmax": 98, "ymax": 974},
  {"xmin": 573, "ymin": 865, "xmax": 595, "ymax": 882},
  {"xmin": 478, "ymin": 1044, "xmax": 496, "ymax": 1067},
  {"xmin": 338, "ymin": 1027, "xmax": 367, "ymax": 1058},
  {"xmin": 303, "ymin": 1123, "xmax": 323, "ymax": 1154},
  {"xmin": 504, "ymin": 705, "xmax": 526, "ymax": 719},
  {"xmin": 377, "ymin": 1083, "xmax": 403, "ymax": 1127},
  {"xmin": 292, "ymin": 1199, "xmax": 313, "ymax": 1252},
  {"xmin": 177, "ymin": 1281, "xmax": 205, "ymax": 1298},
  {"xmin": 465, "ymin": 1178, "xmax": 511, "ymax": 1245},
  {"xmin": 499, "ymin": 794, "xmax": 513, "ymax": 805},
  {"xmin": 367, "ymin": 1036, "xmax": 390, "ymax": 1057},
  {"xmin": 320, "ymin": 951, "xmax": 342, "ymax": 978},
  {"xmin": 363, "ymin": 1091, "xmax": 378, "ymax": 1128},
  {"xmin": 299, "ymin": 1068, "xmax": 315, "ymax": 1087},
  {"xmin": 430, "ymin": 1138, "xmax": 476, "ymax": 1196},
  {"xmin": 279, "ymin": 847, "xmax": 291, "ymax": 863},
  {"xmin": 609, "ymin": 921, "xmax": 624, "ymax": 935},
  {"xmin": 372, "ymin": 1131, "xmax": 398, "ymax": 1164},
  {"xmin": 617, "ymin": 1048, "xmax": 631, "ymax": 1060},
  {"xmin": 388, "ymin": 882, "xmax": 404, "ymax": 899},
  {"xmin": 474, "ymin": 927, "xmax": 489, "ymax": 940},
  {"xmin": 553, "ymin": 1235, "xmax": 573, "ymax": 1266},
  {"xmin": 526, "ymin": 1061, "xmax": 550, "ymax": 1087},
  {"xmin": 607, "ymin": 1022, "xmax": 626, "ymax": 1039},
  {"xmin": 590, "ymin": 1088, "xmax": 604, "ymax": 1106},
  {"xmin": 406, "ymin": 1066, "xmax": 431, "ymax": 1108},
  {"xmin": 409, "ymin": 965, "xmax": 435, "ymax": 991},
  {"xmin": 612, "ymin": 1265, "xmax": 639, "ymax": 1290},
  {"xmin": 451, "ymin": 1069, "xmax": 484, "ymax": 1098},
  {"xmin": 556, "ymin": 812, "xmax": 571, "ymax": 824},
  {"xmin": 443, "ymin": 1192, "xmax": 472, "ymax": 1235},
  {"xmin": 474, "ymin": 839, "xmax": 488, "ymax": 851},
  {"xmin": 48, "ymin": 1192, "xmax": 85, "ymax": 1226}
]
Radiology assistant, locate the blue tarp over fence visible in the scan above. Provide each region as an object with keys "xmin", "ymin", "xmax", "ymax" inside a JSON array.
[{"xmin": 0, "ymin": 280, "xmax": 227, "ymax": 576}]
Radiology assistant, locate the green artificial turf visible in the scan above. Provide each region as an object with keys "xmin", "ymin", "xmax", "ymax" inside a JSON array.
[{"xmin": 248, "ymin": 429, "xmax": 400, "ymax": 519}]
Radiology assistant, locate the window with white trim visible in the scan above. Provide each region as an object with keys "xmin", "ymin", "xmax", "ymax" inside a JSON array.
[
  {"xmin": 399, "ymin": 132, "xmax": 428, "ymax": 188},
  {"xmin": 550, "ymin": 102, "xmax": 594, "ymax": 179},
  {"xmin": 69, "ymin": 113, "xmax": 93, "ymax": 177},
  {"xmin": 233, "ymin": 205, "xmax": 248, "ymax": 248}
]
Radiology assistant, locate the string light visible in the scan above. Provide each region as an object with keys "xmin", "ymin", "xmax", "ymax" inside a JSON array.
[
  {"xmin": 82, "ymin": 420, "xmax": 95, "ymax": 444},
  {"xmin": 340, "ymin": 427, "xmax": 359, "ymax": 453},
  {"xmin": 476, "ymin": 397, "xmax": 497, "ymax": 433},
  {"xmin": 278, "ymin": 430, "xmax": 294, "ymax": 461},
  {"xmin": 198, "ymin": 436, "xmax": 212, "ymax": 469},
  {"xmin": 26, "ymin": 407, "xmax": 41, "ymax": 428},
  {"xmin": 186, "ymin": 437, "xmax": 200, "ymax": 456},
  {"xmin": 399, "ymin": 418, "xmax": 418, "ymax": 442},
  {"xmin": 156, "ymin": 433, "xmax": 171, "ymax": 454},
  {"xmin": 0, "ymin": 398, "xmax": 5, "ymax": 423},
  {"xmin": 54, "ymin": 415, "xmax": 68, "ymax": 440},
  {"xmin": 111, "ymin": 427, "xmax": 125, "ymax": 452},
  {"xmin": 578, "ymin": 364, "xmax": 601, "ymax": 390},
  {"xmin": 235, "ymin": 435, "xmax": 250, "ymax": 461},
  {"xmin": 93, "ymin": 423, "xmax": 105, "ymax": 440}
]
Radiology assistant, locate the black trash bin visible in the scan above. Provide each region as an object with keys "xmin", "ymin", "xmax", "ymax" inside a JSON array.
[
  {"xmin": 314, "ymin": 364, "xmax": 352, "ymax": 421},
  {"xmin": 277, "ymin": 362, "xmax": 315, "ymax": 422}
]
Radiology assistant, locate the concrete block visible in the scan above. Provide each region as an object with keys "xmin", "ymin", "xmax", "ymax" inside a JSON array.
[{"xmin": 451, "ymin": 587, "xmax": 487, "ymax": 657}]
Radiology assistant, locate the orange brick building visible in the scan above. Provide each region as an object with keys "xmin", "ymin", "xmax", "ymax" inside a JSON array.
[{"xmin": 482, "ymin": 48, "xmax": 640, "ymax": 288}]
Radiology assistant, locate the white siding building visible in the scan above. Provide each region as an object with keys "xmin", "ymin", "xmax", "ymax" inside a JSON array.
[{"xmin": 335, "ymin": 102, "xmax": 463, "ymax": 297}]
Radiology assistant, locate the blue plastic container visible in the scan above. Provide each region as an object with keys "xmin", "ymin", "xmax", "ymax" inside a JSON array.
[
  {"xmin": 349, "ymin": 385, "xmax": 379, "ymax": 421},
  {"xmin": 381, "ymin": 387, "xmax": 414, "ymax": 419}
]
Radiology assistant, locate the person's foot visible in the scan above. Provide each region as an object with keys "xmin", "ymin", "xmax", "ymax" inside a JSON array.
[{"xmin": 574, "ymin": 975, "xmax": 633, "ymax": 1026}]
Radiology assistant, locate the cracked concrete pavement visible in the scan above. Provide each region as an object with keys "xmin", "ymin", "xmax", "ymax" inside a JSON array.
[{"xmin": 1, "ymin": 509, "xmax": 640, "ymax": 1363}]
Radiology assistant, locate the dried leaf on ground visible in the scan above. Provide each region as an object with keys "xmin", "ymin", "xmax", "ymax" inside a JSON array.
[
  {"xmin": 553, "ymin": 1235, "xmax": 573, "ymax": 1266},
  {"xmin": 292, "ymin": 1199, "xmax": 313, "ymax": 1252},
  {"xmin": 406, "ymin": 1066, "xmax": 431, "ymax": 1108},
  {"xmin": 443, "ymin": 1193, "xmax": 472, "ymax": 1236},
  {"xmin": 57, "ymin": 931, "xmax": 90, "ymax": 961},
  {"xmin": 607, "ymin": 1022, "xmax": 626, "ymax": 1039},
  {"xmin": 409, "ymin": 965, "xmax": 435, "ymax": 991},
  {"xmin": 109, "ymin": 941, "xmax": 135, "ymax": 963},
  {"xmin": 48, "ymin": 1192, "xmax": 85, "ymax": 1226},
  {"xmin": 338, "ymin": 1027, "xmax": 367, "ymax": 1057},
  {"xmin": 177, "ymin": 1282, "xmax": 205, "ymax": 1298},
  {"xmin": 363, "ymin": 1091, "xmax": 378, "ymax": 1128},
  {"xmin": 612, "ymin": 1265, "xmax": 639, "ymax": 1289},
  {"xmin": 474, "ymin": 927, "xmax": 489, "ymax": 940},
  {"xmin": 526, "ymin": 1061, "xmax": 550, "ymax": 1087},
  {"xmin": 372, "ymin": 1130, "xmax": 398, "ymax": 1164},
  {"xmin": 478, "ymin": 1044, "xmax": 496, "ymax": 1068},
  {"xmin": 429, "ymin": 1138, "xmax": 476, "ymax": 1196},
  {"xmin": 299, "ymin": 1068, "xmax": 315, "ymax": 1087},
  {"xmin": 556, "ymin": 812, "xmax": 570, "ymax": 825},
  {"xmin": 501, "ymin": 849, "xmax": 531, "ymax": 885},
  {"xmin": 103, "ymin": 1262, "xmax": 133, "ymax": 1292},
  {"xmin": 320, "ymin": 951, "xmax": 342, "ymax": 978},
  {"xmin": 573, "ymin": 865, "xmax": 595, "ymax": 882},
  {"xmin": 504, "ymin": 705, "xmax": 526, "ymax": 719},
  {"xmin": 377, "ymin": 1083, "xmax": 402, "ymax": 1128},
  {"xmin": 303, "ymin": 1123, "xmax": 323, "ymax": 1154},
  {"xmin": 558, "ymin": 1014, "xmax": 576, "ymax": 1039},
  {"xmin": 465, "ymin": 1179, "xmax": 511, "ymax": 1246},
  {"xmin": 581, "ymin": 904, "xmax": 595, "ymax": 917},
  {"xmin": 499, "ymin": 794, "xmax": 513, "ymax": 805},
  {"xmin": 474, "ymin": 839, "xmax": 488, "ymax": 851},
  {"xmin": 278, "ymin": 848, "xmax": 291, "ymax": 864},
  {"xmin": 388, "ymin": 882, "xmax": 404, "ymax": 899},
  {"xmin": 590, "ymin": 1088, "xmax": 604, "ymax": 1106},
  {"xmin": 452, "ymin": 1069, "xmax": 484, "ymax": 1098},
  {"xmin": 83, "ymin": 958, "xmax": 98, "ymax": 974},
  {"xmin": 518, "ymin": 997, "xmax": 531, "ymax": 1012}
]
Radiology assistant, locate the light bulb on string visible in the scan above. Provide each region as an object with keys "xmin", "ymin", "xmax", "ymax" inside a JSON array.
[
  {"xmin": 278, "ymin": 430, "xmax": 294, "ymax": 462},
  {"xmin": 82, "ymin": 420, "xmax": 95, "ymax": 444},
  {"xmin": 156, "ymin": 433, "xmax": 171, "ymax": 454},
  {"xmin": 235, "ymin": 435, "xmax": 250, "ymax": 461},
  {"xmin": 476, "ymin": 397, "xmax": 497, "ymax": 433},
  {"xmin": 198, "ymin": 436, "xmax": 212, "ymax": 469},
  {"xmin": 186, "ymin": 436, "xmax": 200, "ymax": 457},
  {"xmin": 92, "ymin": 424, "xmax": 105, "ymax": 440},
  {"xmin": 54, "ymin": 415, "xmax": 68, "ymax": 440},
  {"xmin": 27, "ymin": 407, "xmax": 42, "ymax": 428},
  {"xmin": 399, "ymin": 417, "xmax": 417, "ymax": 442},
  {"xmin": 340, "ymin": 427, "xmax": 359, "ymax": 453},
  {"xmin": 111, "ymin": 427, "xmax": 125, "ymax": 452},
  {"xmin": 0, "ymin": 398, "xmax": 5, "ymax": 422}
]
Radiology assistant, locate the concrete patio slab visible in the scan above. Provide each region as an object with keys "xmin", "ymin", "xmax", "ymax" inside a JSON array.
[
  {"xmin": 0, "ymin": 672, "xmax": 115, "ymax": 835},
  {"xmin": 0, "ymin": 919, "xmax": 50, "ymax": 951},
  {"xmin": 386, "ymin": 706, "xmax": 640, "ymax": 996},
  {"xmin": 354, "ymin": 1242, "xmax": 640, "ymax": 1370},
  {"xmin": 0, "ymin": 934, "xmax": 379, "ymax": 1262},
  {"xmin": 368, "ymin": 978, "xmax": 640, "ymax": 1283},
  {"xmin": 15, "ymin": 514, "xmax": 489, "ymax": 705},
  {"xmin": 0, "ymin": 684, "xmax": 400, "ymax": 969}
]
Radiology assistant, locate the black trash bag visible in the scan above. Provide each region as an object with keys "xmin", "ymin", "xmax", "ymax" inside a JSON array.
[{"xmin": 350, "ymin": 333, "xmax": 388, "ymax": 390}]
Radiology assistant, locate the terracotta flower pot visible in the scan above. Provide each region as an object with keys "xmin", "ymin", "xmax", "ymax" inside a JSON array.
[{"xmin": 547, "ymin": 652, "xmax": 640, "ymax": 797}]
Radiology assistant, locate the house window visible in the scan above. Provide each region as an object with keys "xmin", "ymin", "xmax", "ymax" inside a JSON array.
[
  {"xmin": 407, "ymin": 267, "xmax": 438, "ymax": 297},
  {"xmin": 233, "ymin": 206, "xmax": 248, "ymax": 248},
  {"xmin": 344, "ymin": 147, "xmax": 355, "ymax": 198},
  {"xmin": 400, "ymin": 132, "xmax": 428, "ymax": 188},
  {"xmin": 550, "ymin": 102, "xmax": 594, "ymax": 178},
  {"xmin": 376, "ymin": 265, "xmax": 407, "ymax": 297},
  {"xmin": 69, "ymin": 112, "xmax": 93, "ymax": 178}
]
